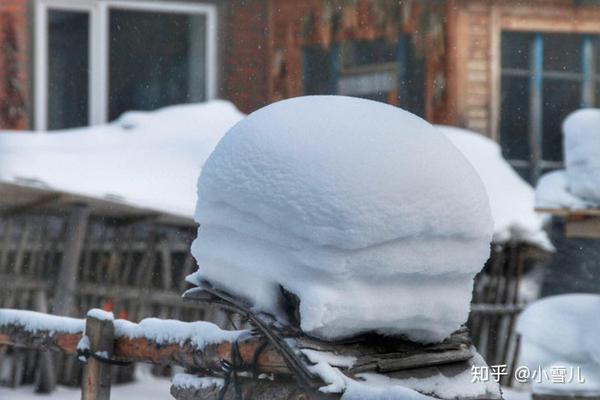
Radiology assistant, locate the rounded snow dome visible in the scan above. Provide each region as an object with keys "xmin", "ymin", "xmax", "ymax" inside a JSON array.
[
  {"xmin": 563, "ymin": 108, "xmax": 600, "ymax": 203},
  {"xmin": 191, "ymin": 96, "xmax": 493, "ymax": 342}
]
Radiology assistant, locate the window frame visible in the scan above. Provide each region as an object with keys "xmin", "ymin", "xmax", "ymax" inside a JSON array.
[
  {"xmin": 35, "ymin": 0, "xmax": 217, "ymax": 131},
  {"xmin": 499, "ymin": 31, "xmax": 599, "ymax": 182}
]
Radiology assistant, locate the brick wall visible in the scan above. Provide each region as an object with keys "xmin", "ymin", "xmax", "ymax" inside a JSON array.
[
  {"xmin": 224, "ymin": 0, "xmax": 271, "ymax": 114},
  {"xmin": 0, "ymin": 0, "xmax": 28, "ymax": 130}
]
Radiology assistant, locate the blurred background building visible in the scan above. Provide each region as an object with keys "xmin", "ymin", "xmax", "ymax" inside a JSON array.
[{"xmin": 2, "ymin": 0, "xmax": 600, "ymax": 183}]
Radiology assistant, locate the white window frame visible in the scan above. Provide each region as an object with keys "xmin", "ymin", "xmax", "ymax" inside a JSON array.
[{"xmin": 35, "ymin": 0, "xmax": 217, "ymax": 131}]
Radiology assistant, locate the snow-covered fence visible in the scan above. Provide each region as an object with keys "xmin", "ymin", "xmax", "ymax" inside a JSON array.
[
  {"xmin": 0, "ymin": 309, "xmax": 284, "ymax": 399},
  {"xmin": 0, "ymin": 182, "xmax": 234, "ymax": 388},
  {"xmin": 468, "ymin": 243, "xmax": 550, "ymax": 386}
]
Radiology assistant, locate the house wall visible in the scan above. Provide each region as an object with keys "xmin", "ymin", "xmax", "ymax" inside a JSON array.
[
  {"xmin": 224, "ymin": 0, "xmax": 272, "ymax": 114},
  {"xmin": 0, "ymin": 0, "xmax": 29, "ymax": 130},
  {"xmin": 225, "ymin": 0, "xmax": 453, "ymax": 122},
  {"xmin": 448, "ymin": 0, "xmax": 600, "ymax": 138}
]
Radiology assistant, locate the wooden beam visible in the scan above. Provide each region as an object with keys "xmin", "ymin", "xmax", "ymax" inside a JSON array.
[
  {"xmin": 0, "ymin": 320, "xmax": 288, "ymax": 376},
  {"xmin": 0, "ymin": 193, "xmax": 62, "ymax": 218},
  {"xmin": 535, "ymin": 208, "xmax": 600, "ymax": 217}
]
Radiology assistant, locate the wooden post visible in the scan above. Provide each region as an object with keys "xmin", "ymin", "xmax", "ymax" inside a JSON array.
[
  {"xmin": 82, "ymin": 310, "xmax": 114, "ymax": 400},
  {"xmin": 34, "ymin": 288, "xmax": 57, "ymax": 394},
  {"xmin": 52, "ymin": 204, "xmax": 89, "ymax": 317}
]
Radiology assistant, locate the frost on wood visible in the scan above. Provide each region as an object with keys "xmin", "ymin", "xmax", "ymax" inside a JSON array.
[
  {"xmin": 438, "ymin": 125, "xmax": 552, "ymax": 251},
  {"xmin": 517, "ymin": 294, "xmax": 600, "ymax": 395},
  {"xmin": 0, "ymin": 100, "xmax": 244, "ymax": 216},
  {"xmin": 536, "ymin": 108, "xmax": 600, "ymax": 209},
  {"xmin": 190, "ymin": 95, "xmax": 494, "ymax": 343}
]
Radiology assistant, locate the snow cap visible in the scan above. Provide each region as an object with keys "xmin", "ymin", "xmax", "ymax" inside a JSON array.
[
  {"xmin": 191, "ymin": 96, "xmax": 493, "ymax": 343},
  {"xmin": 564, "ymin": 108, "xmax": 600, "ymax": 204}
]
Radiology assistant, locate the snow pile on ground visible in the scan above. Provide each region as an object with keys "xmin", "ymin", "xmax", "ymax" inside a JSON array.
[
  {"xmin": 517, "ymin": 294, "xmax": 600, "ymax": 395},
  {"xmin": 190, "ymin": 95, "xmax": 494, "ymax": 343},
  {"xmin": 0, "ymin": 365, "xmax": 173, "ymax": 400},
  {"xmin": 536, "ymin": 109, "xmax": 600, "ymax": 209},
  {"xmin": 0, "ymin": 101, "xmax": 244, "ymax": 217},
  {"xmin": 438, "ymin": 126, "xmax": 552, "ymax": 251}
]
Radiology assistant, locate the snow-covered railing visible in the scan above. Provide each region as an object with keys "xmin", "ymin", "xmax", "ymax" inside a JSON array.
[
  {"xmin": 536, "ymin": 207, "xmax": 600, "ymax": 239},
  {"xmin": 0, "ymin": 308, "xmax": 286, "ymax": 399}
]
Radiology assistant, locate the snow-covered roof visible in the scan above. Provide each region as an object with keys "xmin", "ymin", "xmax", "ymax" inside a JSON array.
[
  {"xmin": 535, "ymin": 108, "xmax": 600, "ymax": 212},
  {"xmin": 0, "ymin": 100, "xmax": 245, "ymax": 218},
  {"xmin": 437, "ymin": 125, "xmax": 553, "ymax": 251}
]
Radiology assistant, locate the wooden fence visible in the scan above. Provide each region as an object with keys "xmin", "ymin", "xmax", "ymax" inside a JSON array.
[
  {"xmin": 0, "ymin": 182, "xmax": 552, "ymax": 392},
  {"xmin": 0, "ymin": 182, "xmax": 234, "ymax": 390},
  {"xmin": 0, "ymin": 309, "xmax": 286, "ymax": 400},
  {"xmin": 468, "ymin": 243, "xmax": 550, "ymax": 386}
]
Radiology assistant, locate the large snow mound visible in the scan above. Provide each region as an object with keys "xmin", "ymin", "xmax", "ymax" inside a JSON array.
[
  {"xmin": 437, "ymin": 126, "xmax": 552, "ymax": 251},
  {"xmin": 535, "ymin": 108, "xmax": 600, "ymax": 209},
  {"xmin": 0, "ymin": 101, "xmax": 244, "ymax": 217},
  {"xmin": 191, "ymin": 96, "xmax": 494, "ymax": 343},
  {"xmin": 517, "ymin": 294, "xmax": 600, "ymax": 394}
]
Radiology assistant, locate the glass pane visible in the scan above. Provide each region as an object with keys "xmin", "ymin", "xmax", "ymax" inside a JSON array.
[
  {"xmin": 342, "ymin": 39, "xmax": 397, "ymax": 68},
  {"xmin": 543, "ymin": 34, "xmax": 582, "ymax": 73},
  {"xmin": 501, "ymin": 32, "xmax": 533, "ymax": 70},
  {"xmin": 542, "ymin": 79, "xmax": 582, "ymax": 161},
  {"xmin": 109, "ymin": 9, "xmax": 207, "ymax": 120},
  {"xmin": 48, "ymin": 10, "xmax": 89, "ymax": 130},
  {"xmin": 500, "ymin": 75, "xmax": 530, "ymax": 160},
  {"xmin": 400, "ymin": 36, "xmax": 425, "ymax": 117},
  {"xmin": 304, "ymin": 46, "xmax": 336, "ymax": 95}
]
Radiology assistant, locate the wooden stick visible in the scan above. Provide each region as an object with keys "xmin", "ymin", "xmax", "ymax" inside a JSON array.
[{"xmin": 82, "ymin": 311, "xmax": 114, "ymax": 400}]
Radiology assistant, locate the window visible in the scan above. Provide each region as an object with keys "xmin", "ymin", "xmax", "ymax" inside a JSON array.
[
  {"xmin": 35, "ymin": 0, "xmax": 217, "ymax": 130},
  {"xmin": 303, "ymin": 36, "xmax": 425, "ymax": 117},
  {"xmin": 499, "ymin": 32, "xmax": 600, "ymax": 182}
]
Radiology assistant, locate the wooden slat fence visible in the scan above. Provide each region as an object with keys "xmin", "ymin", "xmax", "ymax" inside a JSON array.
[
  {"xmin": 0, "ymin": 206, "xmax": 233, "ymax": 390},
  {"xmin": 468, "ymin": 243, "xmax": 549, "ymax": 386}
]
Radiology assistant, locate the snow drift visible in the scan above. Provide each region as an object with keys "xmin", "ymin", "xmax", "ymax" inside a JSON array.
[
  {"xmin": 536, "ymin": 108, "xmax": 600, "ymax": 209},
  {"xmin": 438, "ymin": 125, "xmax": 552, "ymax": 251},
  {"xmin": 0, "ymin": 101, "xmax": 244, "ymax": 217},
  {"xmin": 190, "ymin": 96, "xmax": 494, "ymax": 343},
  {"xmin": 517, "ymin": 294, "xmax": 600, "ymax": 394}
]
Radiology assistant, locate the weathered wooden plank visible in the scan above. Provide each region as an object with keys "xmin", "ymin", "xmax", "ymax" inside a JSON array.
[
  {"xmin": 51, "ymin": 205, "xmax": 90, "ymax": 317},
  {"xmin": 535, "ymin": 207, "xmax": 600, "ymax": 217},
  {"xmin": 0, "ymin": 320, "xmax": 288, "ymax": 375}
]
